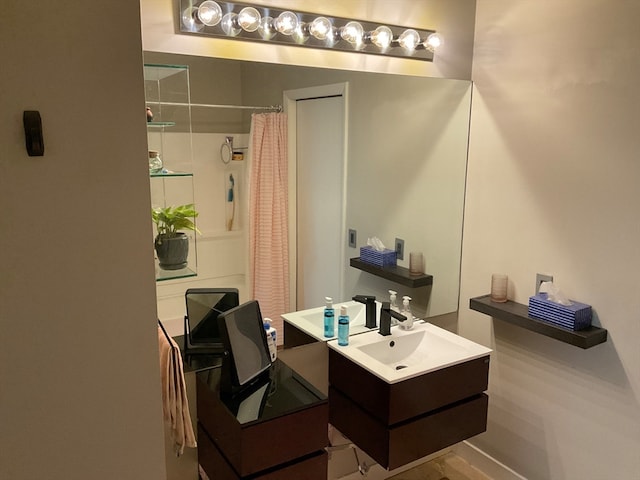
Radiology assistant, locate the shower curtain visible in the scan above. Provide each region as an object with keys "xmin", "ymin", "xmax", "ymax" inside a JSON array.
[{"xmin": 248, "ymin": 112, "xmax": 289, "ymax": 344}]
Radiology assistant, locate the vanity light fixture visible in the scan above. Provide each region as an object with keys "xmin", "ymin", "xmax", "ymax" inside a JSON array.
[{"xmin": 180, "ymin": 0, "xmax": 441, "ymax": 61}]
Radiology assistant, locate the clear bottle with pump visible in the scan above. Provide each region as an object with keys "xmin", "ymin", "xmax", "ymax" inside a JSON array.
[
  {"xmin": 324, "ymin": 297, "xmax": 335, "ymax": 338},
  {"xmin": 338, "ymin": 305, "xmax": 350, "ymax": 346},
  {"xmin": 389, "ymin": 290, "xmax": 399, "ymax": 312},
  {"xmin": 400, "ymin": 296, "xmax": 414, "ymax": 330},
  {"xmin": 263, "ymin": 317, "xmax": 277, "ymax": 361}
]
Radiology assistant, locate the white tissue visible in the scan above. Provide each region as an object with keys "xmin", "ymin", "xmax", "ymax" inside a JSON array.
[
  {"xmin": 538, "ymin": 281, "xmax": 572, "ymax": 306},
  {"xmin": 367, "ymin": 237, "xmax": 386, "ymax": 252}
]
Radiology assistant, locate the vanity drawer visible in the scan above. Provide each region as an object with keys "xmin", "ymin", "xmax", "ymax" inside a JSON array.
[
  {"xmin": 329, "ymin": 386, "xmax": 488, "ymax": 470},
  {"xmin": 198, "ymin": 423, "xmax": 328, "ymax": 480},
  {"xmin": 329, "ymin": 348, "xmax": 489, "ymax": 424}
]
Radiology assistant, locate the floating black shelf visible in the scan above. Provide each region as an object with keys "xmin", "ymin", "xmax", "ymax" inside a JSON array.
[
  {"xmin": 469, "ymin": 294, "xmax": 607, "ymax": 349},
  {"xmin": 350, "ymin": 258, "xmax": 433, "ymax": 289}
]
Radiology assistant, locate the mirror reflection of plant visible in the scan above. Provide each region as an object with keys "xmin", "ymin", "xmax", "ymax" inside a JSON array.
[{"xmin": 152, "ymin": 204, "xmax": 201, "ymax": 237}]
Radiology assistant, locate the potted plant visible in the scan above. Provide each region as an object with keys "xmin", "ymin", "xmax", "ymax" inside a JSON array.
[{"xmin": 152, "ymin": 203, "xmax": 200, "ymax": 270}]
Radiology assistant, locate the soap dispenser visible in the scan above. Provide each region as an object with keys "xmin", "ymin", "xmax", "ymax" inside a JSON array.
[
  {"xmin": 263, "ymin": 317, "xmax": 278, "ymax": 361},
  {"xmin": 400, "ymin": 296, "xmax": 414, "ymax": 330},
  {"xmin": 324, "ymin": 297, "xmax": 335, "ymax": 338},
  {"xmin": 389, "ymin": 290, "xmax": 399, "ymax": 313}
]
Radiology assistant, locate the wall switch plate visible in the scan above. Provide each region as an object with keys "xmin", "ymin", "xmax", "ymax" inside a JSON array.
[
  {"xmin": 536, "ymin": 273, "xmax": 553, "ymax": 294},
  {"xmin": 395, "ymin": 238, "xmax": 405, "ymax": 260},
  {"xmin": 348, "ymin": 229, "xmax": 357, "ymax": 248}
]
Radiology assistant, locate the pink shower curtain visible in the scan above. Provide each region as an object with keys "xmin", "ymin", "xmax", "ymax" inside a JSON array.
[{"xmin": 249, "ymin": 112, "xmax": 289, "ymax": 344}]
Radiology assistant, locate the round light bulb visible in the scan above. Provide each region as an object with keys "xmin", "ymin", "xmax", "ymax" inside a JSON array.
[
  {"xmin": 425, "ymin": 32, "xmax": 443, "ymax": 52},
  {"xmin": 221, "ymin": 12, "xmax": 241, "ymax": 36},
  {"xmin": 258, "ymin": 16, "xmax": 275, "ymax": 40},
  {"xmin": 275, "ymin": 11, "xmax": 298, "ymax": 36},
  {"xmin": 237, "ymin": 6, "xmax": 261, "ymax": 32},
  {"xmin": 182, "ymin": 7, "xmax": 203, "ymax": 32},
  {"xmin": 309, "ymin": 17, "xmax": 332, "ymax": 40},
  {"xmin": 398, "ymin": 29, "xmax": 420, "ymax": 51},
  {"xmin": 197, "ymin": 1, "xmax": 222, "ymax": 27},
  {"xmin": 340, "ymin": 21, "xmax": 364, "ymax": 45},
  {"xmin": 370, "ymin": 25, "xmax": 392, "ymax": 49}
]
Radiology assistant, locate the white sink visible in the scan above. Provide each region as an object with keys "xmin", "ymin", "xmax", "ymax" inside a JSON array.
[
  {"xmin": 328, "ymin": 322, "xmax": 492, "ymax": 384},
  {"xmin": 282, "ymin": 300, "xmax": 381, "ymax": 342}
]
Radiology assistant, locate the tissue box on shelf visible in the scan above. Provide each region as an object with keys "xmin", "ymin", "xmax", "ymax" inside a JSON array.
[
  {"xmin": 528, "ymin": 293, "xmax": 592, "ymax": 331},
  {"xmin": 359, "ymin": 246, "xmax": 397, "ymax": 267}
]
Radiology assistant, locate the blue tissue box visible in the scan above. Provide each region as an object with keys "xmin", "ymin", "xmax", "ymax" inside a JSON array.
[
  {"xmin": 528, "ymin": 293, "xmax": 592, "ymax": 331},
  {"xmin": 359, "ymin": 246, "xmax": 397, "ymax": 267}
]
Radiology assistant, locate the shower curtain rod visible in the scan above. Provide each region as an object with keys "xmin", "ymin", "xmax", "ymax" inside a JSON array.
[{"xmin": 156, "ymin": 101, "xmax": 282, "ymax": 112}]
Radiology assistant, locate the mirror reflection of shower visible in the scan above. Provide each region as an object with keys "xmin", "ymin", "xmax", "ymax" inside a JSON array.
[{"xmin": 145, "ymin": 51, "xmax": 472, "ymax": 335}]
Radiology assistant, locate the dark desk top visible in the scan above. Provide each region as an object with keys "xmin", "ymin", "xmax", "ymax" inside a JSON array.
[
  {"xmin": 196, "ymin": 359, "xmax": 327, "ymax": 426},
  {"xmin": 171, "ymin": 334, "xmax": 224, "ymax": 373}
]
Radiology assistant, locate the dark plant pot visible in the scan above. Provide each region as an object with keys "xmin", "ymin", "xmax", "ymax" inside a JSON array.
[{"xmin": 155, "ymin": 233, "xmax": 189, "ymax": 270}]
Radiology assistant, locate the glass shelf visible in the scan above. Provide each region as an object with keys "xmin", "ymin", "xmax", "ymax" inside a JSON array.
[
  {"xmin": 150, "ymin": 171, "xmax": 193, "ymax": 178},
  {"xmin": 156, "ymin": 265, "xmax": 197, "ymax": 282},
  {"xmin": 143, "ymin": 63, "xmax": 188, "ymax": 80},
  {"xmin": 145, "ymin": 63, "xmax": 196, "ymax": 283},
  {"xmin": 147, "ymin": 121, "xmax": 176, "ymax": 128}
]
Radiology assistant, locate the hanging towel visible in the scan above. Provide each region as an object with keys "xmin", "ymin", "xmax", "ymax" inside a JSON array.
[{"xmin": 157, "ymin": 326, "xmax": 197, "ymax": 456}]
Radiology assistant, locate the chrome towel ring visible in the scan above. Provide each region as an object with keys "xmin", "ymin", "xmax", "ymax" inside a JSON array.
[{"xmin": 221, "ymin": 136, "xmax": 233, "ymax": 164}]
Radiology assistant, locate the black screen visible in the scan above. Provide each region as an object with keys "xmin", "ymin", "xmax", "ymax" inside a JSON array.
[
  {"xmin": 186, "ymin": 288, "xmax": 239, "ymax": 345},
  {"xmin": 218, "ymin": 300, "xmax": 272, "ymax": 387}
]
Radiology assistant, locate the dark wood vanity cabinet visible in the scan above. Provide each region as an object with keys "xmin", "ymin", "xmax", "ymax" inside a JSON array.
[
  {"xmin": 328, "ymin": 349, "xmax": 490, "ymax": 470},
  {"xmin": 197, "ymin": 360, "xmax": 328, "ymax": 480}
]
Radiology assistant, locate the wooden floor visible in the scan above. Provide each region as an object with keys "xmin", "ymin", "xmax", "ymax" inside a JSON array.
[{"xmin": 388, "ymin": 452, "xmax": 491, "ymax": 480}]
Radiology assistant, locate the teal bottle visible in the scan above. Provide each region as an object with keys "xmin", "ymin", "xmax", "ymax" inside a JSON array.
[
  {"xmin": 338, "ymin": 305, "xmax": 349, "ymax": 346},
  {"xmin": 323, "ymin": 297, "xmax": 335, "ymax": 338}
]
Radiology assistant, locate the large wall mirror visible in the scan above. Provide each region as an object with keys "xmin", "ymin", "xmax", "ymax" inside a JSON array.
[{"xmin": 145, "ymin": 51, "xmax": 472, "ymax": 328}]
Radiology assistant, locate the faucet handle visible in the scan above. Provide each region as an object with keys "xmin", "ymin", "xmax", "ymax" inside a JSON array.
[{"xmin": 352, "ymin": 294, "xmax": 376, "ymax": 304}]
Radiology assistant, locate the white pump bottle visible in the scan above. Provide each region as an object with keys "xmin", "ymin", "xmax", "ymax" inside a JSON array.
[
  {"xmin": 389, "ymin": 290, "xmax": 399, "ymax": 313},
  {"xmin": 400, "ymin": 296, "xmax": 414, "ymax": 330}
]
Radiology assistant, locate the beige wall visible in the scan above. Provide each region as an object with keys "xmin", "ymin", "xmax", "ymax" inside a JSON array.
[
  {"xmin": 0, "ymin": 2, "xmax": 166, "ymax": 479},
  {"xmin": 460, "ymin": 0, "xmax": 640, "ymax": 478}
]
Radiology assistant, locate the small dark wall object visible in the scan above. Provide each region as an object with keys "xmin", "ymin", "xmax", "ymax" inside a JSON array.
[{"xmin": 23, "ymin": 111, "xmax": 44, "ymax": 156}]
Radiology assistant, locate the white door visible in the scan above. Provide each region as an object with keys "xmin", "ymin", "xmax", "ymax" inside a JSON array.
[{"xmin": 284, "ymin": 84, "xmax": 348, "ymax": 310}]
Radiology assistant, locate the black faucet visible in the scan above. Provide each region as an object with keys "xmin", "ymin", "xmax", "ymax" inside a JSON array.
[
  {"xmin": 352, "ymin": 295, "xmax": 377, "ymax": 329},
  {"xmin": 379, "ymin": 302, "xmax": 407, "ymax": 336}
]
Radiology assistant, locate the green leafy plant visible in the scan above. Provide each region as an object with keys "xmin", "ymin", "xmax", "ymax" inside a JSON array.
[{"xmin": 152, "ymin": 204, "xmax": 201, "ymax": 237}]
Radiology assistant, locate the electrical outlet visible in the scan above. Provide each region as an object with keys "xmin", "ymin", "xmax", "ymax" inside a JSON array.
[
  {"xmin": 395, "ymin": 238, "xmax": 405, "ymax": 260},
  {"xmin": 348, "ymin": 229, "xmax": 357, "ymax": 248},
  {"xmin": 536, "ymin": 273, "xmax": 553, "ymax": 294}
]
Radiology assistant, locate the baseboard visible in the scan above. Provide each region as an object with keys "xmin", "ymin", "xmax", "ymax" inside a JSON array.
[{"xmin": 453, "ymin": 441, "xmax": 527, "ymax": 480}]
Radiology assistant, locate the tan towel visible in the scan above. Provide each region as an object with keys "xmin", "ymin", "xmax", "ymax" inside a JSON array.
[{"xmin": 158, "ymin": 326, "xmax": 197, "ymax": 456}]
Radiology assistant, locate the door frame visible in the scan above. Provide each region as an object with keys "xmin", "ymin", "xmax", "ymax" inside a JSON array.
[{"xmin": 283, "ymin": 82, "xmax": 349, "ymax": 312}]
